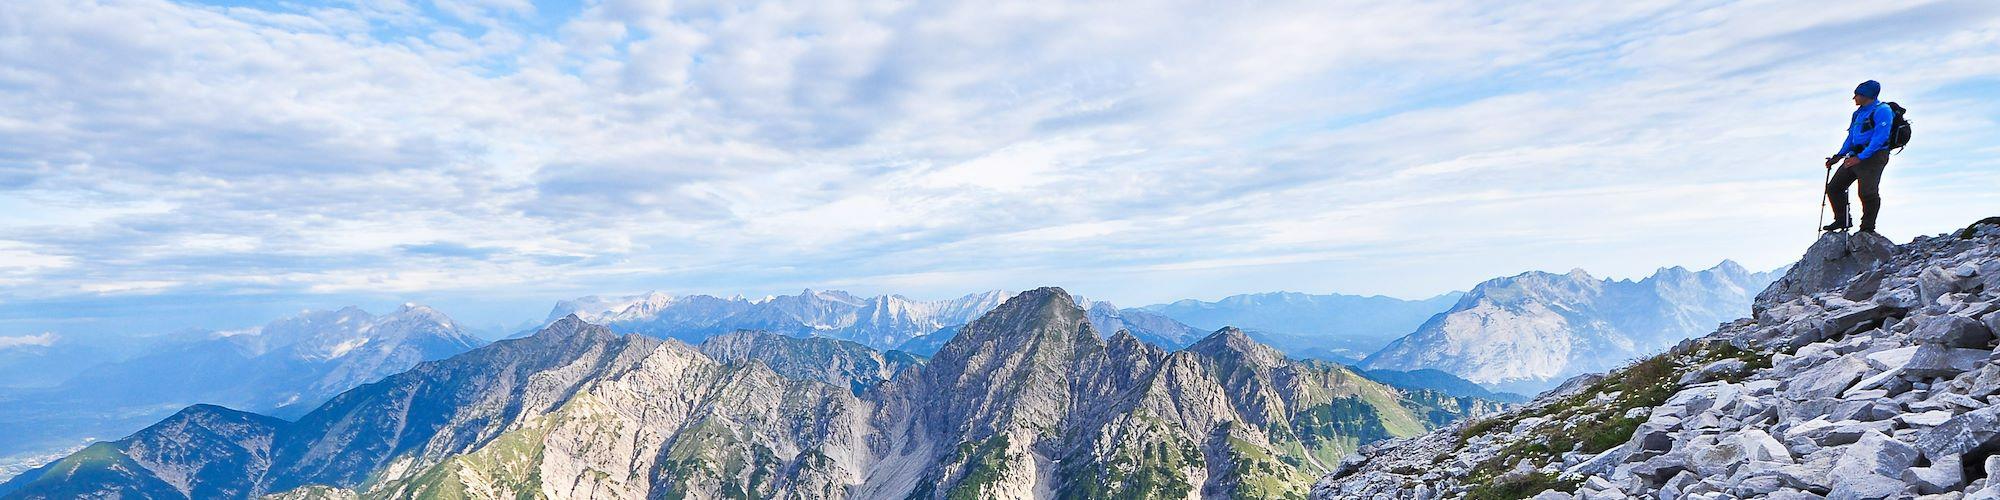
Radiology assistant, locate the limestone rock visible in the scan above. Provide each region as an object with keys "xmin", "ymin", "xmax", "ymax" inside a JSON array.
[
  {"xmin": 1904, "ymin": 344, "xmax": 1990, "ymax": 378},
  {"xmin": 1312, "ymin": 220, "xmax": 2000, "ymax": 500},
  {"xmin": 1786, "ymin": 354, "xmax": 1873, "ymax": 399},
  {"xmin": 1912, "ymin": 315, "xmax": 1996, "ymax": 348},
  {"xmin": 1757, "ymin": 231, "xmax": 1897, "ymax": 317},
  {"xmin": 1915, "ymin": 406, "xmax": 2000, "ymax": 459},
  {"xmin": 1904, "ymin": 454, "xmax": 1967, "ymax": 494}
]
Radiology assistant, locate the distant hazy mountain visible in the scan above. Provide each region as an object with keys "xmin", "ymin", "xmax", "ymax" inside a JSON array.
[
  {"xmin": 548, "ymin": 289, "xmax": 1009, "ymax": 350},
  {"xmin": 1081, "ymin": 300, "xmax": 1209, "ymax": 347},
  {"xmin": 1360, "ymin": 261, "xmax": 1778, "ymax": 394},
  {"xmin": 4, "ymin": 288, "xmax": 1506, "ymax": 499},
  {"xmin": 0, "ymin": 335, "xmax": 107, "ymax": 390},
  {"xmin": 1357, "ymin": 368, "xmax": 1528, "ymax": 403},
  {"xmin": 0, "ymin": 305, "xmax": 482, "ymax": 483},
  {"xmin": 1141, "ymin": 290, "xmax": 1462, "ymax": 360}
]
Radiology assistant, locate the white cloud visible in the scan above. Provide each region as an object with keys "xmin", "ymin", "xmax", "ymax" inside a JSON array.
[
  {"xmin": 0, "ymin": 0, "xmax": 1997, "ymax": 328},
  {"xmin": 0, "ymin": 333, "xmax": 58, "ymax": 350}
]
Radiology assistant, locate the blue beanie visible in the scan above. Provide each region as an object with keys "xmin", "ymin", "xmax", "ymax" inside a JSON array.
[{"xmin": 1855, "ymin": 80, "xmax": 1881, "ymax": 99}]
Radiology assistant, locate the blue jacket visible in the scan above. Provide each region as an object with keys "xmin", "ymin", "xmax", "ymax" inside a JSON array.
[{"xmin": 1837, "ymin": 102, "xmax": 1895, "ymax": 160}]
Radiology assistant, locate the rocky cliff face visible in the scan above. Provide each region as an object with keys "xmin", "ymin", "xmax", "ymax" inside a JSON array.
[
  {"xmin": 696, "ymin": 330, "xmax": 922, "ymax": 393},
  {"xmin": 1361, "ymin": 261, "xmax": 1778, "ymax": 394},
  {"xmin": 3, "ymin": 288, "xmax": 1503, "ymax": 500},
  {"xmin": 1315, "ymin": 221, "xmax": 2000, "ymax": 500},
  {"xmin": 865, "ymin": 288, "xmax": 1502, "ymax": 499}
]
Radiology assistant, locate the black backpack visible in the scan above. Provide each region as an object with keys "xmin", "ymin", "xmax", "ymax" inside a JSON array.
[{"xmin": 1872, "ymin": 102, "xmax": 1913, "ymax": 153}]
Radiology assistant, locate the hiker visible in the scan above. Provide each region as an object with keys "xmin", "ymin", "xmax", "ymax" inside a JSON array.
[{"xmin": 1823, "ymin": 80, "xmax": 1895, "ymax": 233}]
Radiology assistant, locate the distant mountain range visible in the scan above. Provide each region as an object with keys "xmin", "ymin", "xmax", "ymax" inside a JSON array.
[
  {"xmin": 0, "ymin": 261, "xmax": 1785, "ymax": 489},
  {"xmin": 1, "ymin": 288, "xmax": 1504, "ymax": 499},
  {"xmin": 1361, "ymin": 261, "xmax": 1780, "ymax": 394},
  {"xmin": 1140, "ymin": 291, "xmax": 1464, "ymax": 362},
  {"xmin": 0, "ymin": 337, "xmax": 110, "ymax": 390},
  {"xmin": 544, "ymin": 289, "xmax": 1010, "ymax": 350},
  {"xmin": 0, "ymin": 305, "xmax": 482, "ymax": 482}
]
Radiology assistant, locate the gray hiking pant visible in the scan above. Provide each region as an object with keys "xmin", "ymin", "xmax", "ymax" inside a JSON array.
[{"xmin": 1827, "ymin": 152, "xmax": 1889, "ymax": 229}]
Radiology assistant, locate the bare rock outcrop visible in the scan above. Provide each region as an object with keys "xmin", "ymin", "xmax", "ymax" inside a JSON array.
[{"xmin": 1317, "ymin": 219, "xmax": 2000, "ymax": 500}]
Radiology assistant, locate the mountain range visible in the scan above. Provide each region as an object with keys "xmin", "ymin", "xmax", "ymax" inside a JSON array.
[
  {"xmin": 1, "ymin": 288, "xmax": 1503, "ymax": 499},
  {"xmin": 0, "ymin": 259, "xmax": 1784, "ymax": 490},
  {"xmin": 1141, "ymin": 291, "xmax": 1464, "ymax": 363},
  {"xmin": 1361, "ymin": 261, "xmax": 1780, "ymax": 394},
  {"xmin": 545, "ymin": 289, "xmax": 1010, "ymax": 350},
  {"xmin": 0, "ymin": 305, "xmax": 483, "ymax": 482}
]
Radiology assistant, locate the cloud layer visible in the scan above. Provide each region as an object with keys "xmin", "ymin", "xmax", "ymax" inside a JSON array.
[
  {"xmin": 3, "ymin": 0, "xmax": 1999, "ymax": 334},
  {"xmin": 0, "ymin": 333, "xmax": 58, "ymax": 351}
]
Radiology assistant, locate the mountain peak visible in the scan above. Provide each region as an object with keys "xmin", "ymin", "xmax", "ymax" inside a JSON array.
[
  {"xmin": 532, "ymin": 314, "xmax": 610, "ymax": 342},
  {"xmin": 933, "ymin": 287, "xmax": 1089, "ymax": 358},
  {"xmin": 1108, "ymin": 328, "xmax": 1141, "ymax": 344},
  {"xmin": 1185, "ymin": 326, "xmax": 1286, "ymax": 367},
  {"xmin": 388, "ymin": 303, "xmax": 452, "ymax": 324},
  {"xmin": 1710, "ymin": 259, "xmax": 1747, "ymax": 275}
]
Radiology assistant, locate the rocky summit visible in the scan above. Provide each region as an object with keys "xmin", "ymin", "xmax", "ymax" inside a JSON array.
[
  {"xmin": 1, "ymin": 287, "xmax": 1504, "ymax": 499},
  {"xmin": 1314, "ymin": 219, "xmax": 2000, "ymax": 500}
]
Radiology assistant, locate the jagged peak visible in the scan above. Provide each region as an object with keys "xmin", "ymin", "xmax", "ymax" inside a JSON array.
[
  {"xmin": 1108, "ymin": 328, "xmax": 1141, "ymax": 345},
  {"xmin": 385, "ymin": 303, "xmax": 453, "ymax": 325},
  {"xmin": 531, "ymin": 314, "xmax": 614, "ymax": 343},
  {"xmin": 128, "ymin": 403, "xmax": 285, "ymax": 443},
  {"xmin": 933, "ymin": 287, "xmax": 1088, "ymax": 356},
  {"xmin": 1006, "ymin": 286, "xmax": 1079, "ymax": 309},
  {"xmin": 1184, "ymin": 327, "xmax": 1286, "ymax": 365},
  {"xmin": 1709, "ymin": 259, "xmax": 1747, "ymax": 275}
]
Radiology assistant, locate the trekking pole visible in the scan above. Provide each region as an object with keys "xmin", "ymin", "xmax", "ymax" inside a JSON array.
[{"xmin": 1817, "ymin": 158, "xmax": 1834, "ymax": 235}]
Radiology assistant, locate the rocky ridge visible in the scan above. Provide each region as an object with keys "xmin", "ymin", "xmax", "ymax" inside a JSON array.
[
  {"xmin": 1314, "ymin": 220, "xmax": 2000, "ymax": 500},
  {"xmin": 3, "ymin": 288, "xmax": 1506, "ymax": 499},
  {"xmin": 695, "ymin": 330, "xmax": 923, "ymax": 394}
]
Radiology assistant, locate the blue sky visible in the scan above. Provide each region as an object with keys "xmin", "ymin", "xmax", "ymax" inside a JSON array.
[{"xmin": 3, "ymin": 0, "xmax": 1999, "ymax": 342}]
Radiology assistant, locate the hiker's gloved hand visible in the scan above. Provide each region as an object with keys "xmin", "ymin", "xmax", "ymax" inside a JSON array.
[{"xmin": 1824, "ymin": 157, "xmax": 1838, "ymax": 168}]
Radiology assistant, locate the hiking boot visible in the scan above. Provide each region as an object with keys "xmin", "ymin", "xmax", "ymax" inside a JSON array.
[
  {"xmin": 1822, "ymin": 222, "xmax": 1851, "ymax": 232},
  {"xmin": 1858, "ymin": 225, "xmax": 1877, "ymax": 234}
]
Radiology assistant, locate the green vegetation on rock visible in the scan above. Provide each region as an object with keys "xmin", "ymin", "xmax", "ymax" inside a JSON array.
[
  {"xmin": 369, "ymin": 419, "xmax": 550, "ymax": 499},
  {"xmin": 1058, "ymin": 416, "xmax": 1202, "ymax": 500},
  {"xmin": 1223, "ymin": 432, "xmax": 1311, "ymax": 500},
  {"xmin": 1454, "ymin": 340, "xmax": 1772, "ymax": 498},
  {"xmin": 658, "ymin": 418, "xmax": 781, "ymax": 500}
]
